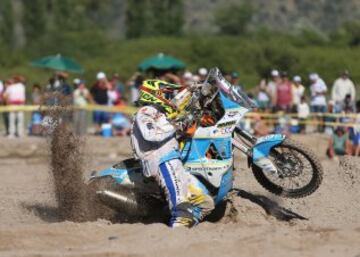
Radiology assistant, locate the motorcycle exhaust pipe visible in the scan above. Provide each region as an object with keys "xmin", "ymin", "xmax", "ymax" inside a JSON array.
[{"xmin": 96, "ymin": 190, "xmax": 139, "ymax": 210}]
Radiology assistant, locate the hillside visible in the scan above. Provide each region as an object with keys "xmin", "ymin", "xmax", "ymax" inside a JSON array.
[{"xmin": 184, "ymin": 0, "xmax": 360, "ymax": 34}]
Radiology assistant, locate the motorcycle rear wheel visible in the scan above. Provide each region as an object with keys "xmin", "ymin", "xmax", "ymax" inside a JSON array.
[{"xmin": 251, "ymin": 138, "xmax": 323, "ymax": 198}]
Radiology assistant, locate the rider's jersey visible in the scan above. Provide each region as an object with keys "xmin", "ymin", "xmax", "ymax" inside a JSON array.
[{"xmin": 131, "ymin": 106, "xmax": 179, "ymax": 177}]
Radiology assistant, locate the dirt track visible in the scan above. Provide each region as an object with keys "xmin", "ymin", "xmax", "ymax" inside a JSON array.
[{"xmin": 0, "ymin": 135, "xmax": 360, "ymax": 257}]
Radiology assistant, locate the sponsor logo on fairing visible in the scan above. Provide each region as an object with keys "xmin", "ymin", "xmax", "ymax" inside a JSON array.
[{"xmin": 217, "ymin": 121, "xmax": 236, "ymax": 128}]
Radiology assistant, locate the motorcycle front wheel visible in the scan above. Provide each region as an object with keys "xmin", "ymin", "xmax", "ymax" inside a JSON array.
[{"xmin": 251, "ymin": 138, "xmax": 323, "ymax": 198}]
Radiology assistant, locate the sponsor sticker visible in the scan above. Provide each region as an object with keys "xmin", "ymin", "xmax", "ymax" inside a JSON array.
[{"xmin": 217, "ymin": 120, "xmax": 236, "ymax": 128}]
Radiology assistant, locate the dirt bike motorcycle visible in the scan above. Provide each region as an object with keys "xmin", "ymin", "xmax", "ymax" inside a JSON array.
[{"xmin": 87, "ymin": 68, "xmax": 323, "ymax": 221}]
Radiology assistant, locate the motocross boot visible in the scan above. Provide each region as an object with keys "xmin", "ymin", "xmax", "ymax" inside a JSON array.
[{"xmin": 170, "ymin": 202, "xmax": 201, "ymax": 228}]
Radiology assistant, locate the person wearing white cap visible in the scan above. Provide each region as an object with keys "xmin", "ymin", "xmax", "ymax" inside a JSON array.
[
  {"xmin": 292, "ymin": 75, "xmax": 305, "ymax": 107},
  {"xmin": 182, "ymin": 71, "xmax": 193, "ymax": 87},
  {"xmin": 331, "ymin": 70, "xmax": 356, "ymax": 113},
  {"xmin": 309, "ymin": 73, "xmax": 327, "ymax": 132},
  {"xmin": 198, "ymin": 68, "xmax": 208, "ymax": 82},
  {"xmin": 267, "ymin": 69, "xmax": 281, "ymax": 109},
  {"xmin": 91, "ymin": 71, "xmax": 111, "ymax": 134},
  {"xmin": 96, "ymin": 71, "xmax": 107, "ymax": 80},
  {"xmin": 309, "ymin": 73, "xmax": 327, "ymax": 111}
]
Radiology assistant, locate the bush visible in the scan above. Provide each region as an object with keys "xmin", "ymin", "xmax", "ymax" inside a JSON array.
[{"xmin": 0, "ymin": 35, "xmax": 359, "ymax": 96}]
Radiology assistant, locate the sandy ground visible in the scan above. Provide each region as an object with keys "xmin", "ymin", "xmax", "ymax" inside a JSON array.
[{"xmin": 0, "ymin": 135, "xmax": 360, "ymax": 257}]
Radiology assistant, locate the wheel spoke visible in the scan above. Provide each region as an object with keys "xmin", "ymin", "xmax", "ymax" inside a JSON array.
[{"xmin": 263, "ymin": 144, "xmax": 314, "ymax": 191}]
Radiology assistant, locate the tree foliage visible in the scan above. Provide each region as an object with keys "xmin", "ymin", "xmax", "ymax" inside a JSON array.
[
  {"xmin": 214, "ymin": 3, "xmax": 254, "ymax": 36},
  {"xmin": 0, "ymin": 0, "xmax": 14, "ymax": 46},
  {"xmin": 23, "ymin": 0, "xmax": 46, "ymax": 41},
  {"xmin": 125, "ymin": 0, "xmax": 184, "ymax": 38}
]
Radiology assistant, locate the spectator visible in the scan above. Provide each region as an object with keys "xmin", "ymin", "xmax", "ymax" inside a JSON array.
[
  {"xmin": 275, "ymin": 72, "xmax": 293, "ymax": 112},
  {"xmin": 157, "ymin": 72, "xmax": 181, "ymax": 84},
  {"xmin": 91, "ymin": 72, "xmax": 111, "ymax": 134},
  {"xmin": 309, "ymin": 73, "xmax": 327, "ymax": 132},
  {"xmin": 230, "ymin": 71, "xmax": 242, "ymax": 90},
  {"xmin": 1, "ymin": 79, "xmax": 9, "ymax": 136},
  {"xmin": 182, "ymin": 71, "xmax": 193, "ymax": 87},
  {"xmin": 198, "ymin": 67, "xmax": 208, "ymax": 82},
  {"xmin": 3, "ymin": 76, "xmax": 26, "ymax": 138},
  {"xmin": 127, "ymin": 72, "xmax": 144, "ymax": 105},
  {"xmin": 343, "ymin": 94, "xmax": 356, "ymax": 113},
  {"xmin": 111, "ymin": 112, "xmax": 131, "ymax": 137},
  {"xmin": 326, "ymin": 127, "xmax": 351, "ymax": 159},
  {"xmin": 297, "ymin": 96, "xmax": 310, "ymax": 134},
  {"xmin": 107, "ymin": 82, "xmax": 120, "ymax": 106},
  {"xmin": 73, "ymin": 78, "xmax": 81, "ymax": 89},
  {"xmin": 252, "ymin": 113, "xmax": 269, "ymax": 137},
  {"xmin": 351, "ymin": 101, "xmax": 360, "ymax": 156},
  {"xmin": 340, "ymin": 106, "xmax": 355, "ymax": 136},
  {"xmin": 331, "ymin": 70, "xmax": 356, "ymax": 113},
  {"xmin": 353, "ymin": 130, "xmax": 360, "ymax": 156},
  {"xmin": 73, "ymin": 80, "xmax": 93, "ymax": 136},
  {"xmin": 267, "ymin": 69, "xmax": 281, "ymax": 109},
  {"xmin": 44, "ymin": 77, "xmax": 58, "ymax": 105},
  {"xmin": 30, "ymin": 83, "xmax": 43, "ymax": 136},
  {"xmin": 111, "ymin": 73, "xmax": 126, "ymax": 99},
  {"xmin": 256, "ymin": 79, "xmax": 270, "ymax": 111},
  {"xmin": 292, "ymin": 75, "xmax": 305, "ymax": 111},
  {"xmin": 0, "ymin": 78, "xmax": 3, "ymax": 98},
  {"xmin": 58, "ymin": 72, "xmax": 73, "ymax": 123},
  {"xmin": 192, "ymin": 75, "xmax": 200, "ymax": 83},
  {"xmin": 56, "ymin": 72, "xmax": 73, "ymax": 104},
  {"xmin": 324, "ymin": 100, "xmax": 336, "ymax": 135},
  {"xmin": 32, "ymin": 83, "xmax": 42, "ymax": 105},
  {"xmin": 44, "ymin": 72, "xmax": 72, "ymax": 107}
]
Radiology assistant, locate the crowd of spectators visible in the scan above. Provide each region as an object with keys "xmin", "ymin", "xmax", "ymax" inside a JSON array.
[
  {"xmin": 251, "ymin": 69, "xmax": 359, "ymax": 159},
  {"xmin": 0, "ymin": 67, "xmax": 359, "ymax": 159}
]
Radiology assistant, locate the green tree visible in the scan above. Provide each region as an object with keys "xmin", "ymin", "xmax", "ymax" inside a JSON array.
[
  {"xmin": 0, "ymin": 0, "xmax": 14, "ymax": 46},
  {"xmin": 214, "ymin": 3, "xmax": 254, "ymax": 36},
  {"xmin": 343, "ymin": 21, "xmax": 360, "ymax": 46},
  {"xmin": 151, "ymin": 0, "xmax": 184, "ymax": 36},
  {"xmin": 125, "ymin": 0, "xmax": 147, "ymax": 38},
  {"xmin": 125, "ymin": 0, "xmax": 184, "ymax": 38},
  {"xmin": 22, "ymin": 0, "xmax": 46, "ymax": 42}
]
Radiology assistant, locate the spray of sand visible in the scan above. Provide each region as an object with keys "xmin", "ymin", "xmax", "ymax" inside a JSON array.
[{"xmin": 43, "ymin": 101, "xmax": 89, "ymax": 221}]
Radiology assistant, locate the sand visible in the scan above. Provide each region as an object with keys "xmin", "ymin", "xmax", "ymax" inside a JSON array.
[{"xmin": 0, "ymin": 134, "xmax": 360, "ymax": 257}]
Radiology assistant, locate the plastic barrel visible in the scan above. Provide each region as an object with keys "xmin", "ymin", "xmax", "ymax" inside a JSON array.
[{"xmin": 101, "ymin": 123, "xmax": 113, "ymax": 137}]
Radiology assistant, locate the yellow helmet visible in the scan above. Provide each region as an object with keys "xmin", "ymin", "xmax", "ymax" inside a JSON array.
[{"xmin": 139, "ymin": 80, "xmax": 189, "ymax": 118}]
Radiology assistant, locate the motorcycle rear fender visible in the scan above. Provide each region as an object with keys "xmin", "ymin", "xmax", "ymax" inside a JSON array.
[
  {"xmin": 252, "ymin": 134, "xmax": 285, "ymax": 161},
  {"xmin": 92, "ymin": 158, "xmax": 142, "ymax": 185}
]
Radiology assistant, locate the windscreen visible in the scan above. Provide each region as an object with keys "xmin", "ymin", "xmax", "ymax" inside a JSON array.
[{"xmin": 206, "ymin": 67, "xmax": 258, "ymax": 109}]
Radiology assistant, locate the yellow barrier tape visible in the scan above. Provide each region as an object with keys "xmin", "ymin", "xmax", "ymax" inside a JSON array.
[
  {"xmin": 0, "ymin": 105, "xmax": 358, "ymax": 128},
  {"xmin": 245, "ymin": 112, "xmax": 359, "ymax": 118},
  {"xmin": 250, "ymin": 118, "xmax": 360, "ymax": 128},
  {"xmin": 0, "ymin": 105, "xmax": 357, "ymax": 118},
  {"xmin": 0, "ymin": 104, "xmax": 138, "ymax": 114}
]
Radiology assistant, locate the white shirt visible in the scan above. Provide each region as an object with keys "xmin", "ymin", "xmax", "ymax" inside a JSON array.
[
  {"xmin": 267, "ymin": 81, "xmax": 277, "ymax": 98},
  {"xmin": 292, "ymin": 84, "xmax": 305, "ymax": 105},
  {"xmin": 297, "ymin": 102, "xmax": 310, "ymax": 119},
  {"xmin": 73, "ymin": 88, "xmax": 90, "ymax": 106},
  {"xmin": 107, "ymin": 90, "xmax": 118, "ymax": 106},
  {"xmin": 310, "ymin": 78, "xmax": 327, "ymax": 106},
  {"xmin": 0, "ymin": 81, "xmax": 4, "ymax": 94},
  {"xmin": 331, "ymin": 78, "xmax": 356, "ymax": 103},
  {"xmin": 257, "ymin": 91, "xmax": 269, "ymax": 102},
  {"xmin": 5, "ymin": 83, "xmax": 26, "ymax": 104}
]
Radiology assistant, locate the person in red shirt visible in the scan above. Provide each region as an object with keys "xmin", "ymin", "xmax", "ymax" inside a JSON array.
[{"xmin": 275, "ymin": 72, "xmax": 293, "ymax": 112}]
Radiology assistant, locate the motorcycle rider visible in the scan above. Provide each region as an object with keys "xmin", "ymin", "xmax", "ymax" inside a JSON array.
[{"xmin": 131, "ymin": 80, "xmax": 214, "ymax": 228}]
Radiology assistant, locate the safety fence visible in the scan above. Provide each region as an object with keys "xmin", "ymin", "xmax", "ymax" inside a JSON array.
[{"xmin": 0, "ymin": 105, "xmax": 359, "ymax": 128}]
